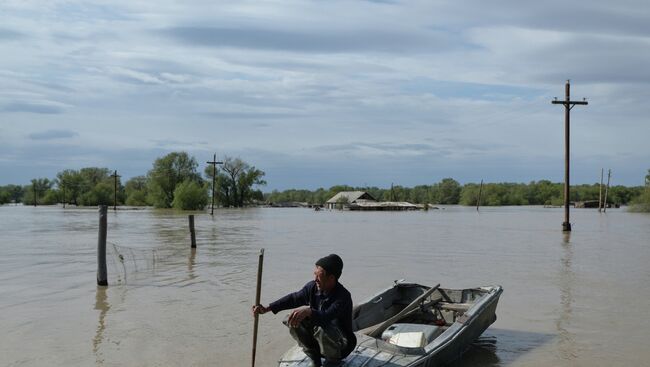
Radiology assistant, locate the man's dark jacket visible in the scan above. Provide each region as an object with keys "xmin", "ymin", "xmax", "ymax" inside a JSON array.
[{"xmin": 269, "ymin": 280, "xmax": 357, "ymax": 355}]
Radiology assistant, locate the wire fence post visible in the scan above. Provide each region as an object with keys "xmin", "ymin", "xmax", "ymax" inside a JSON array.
[
  {"xmin": 189, "ymin": 215, "xmax": 196, "ymax": 248},
  {"xmin": 97, "ymin": 205, "xmax": 108, "ymax": 286}
]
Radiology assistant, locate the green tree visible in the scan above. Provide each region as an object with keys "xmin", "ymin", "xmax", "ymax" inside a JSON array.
[
  {"xmin": 172, "ymin": 180, "xmax": 208, "ymax": 210},
  {"xmin": 0, "ymin": 187, "xmax": 10, "ymax": 204},
  {"xmin": 207, "ymin": 157, "xmax": 265, "ymax": 207},
  {"xmin": 79, "ymin": 182, "xmax": 113, "ymax": 206},
  {"xmin": 0, "ymin": 185, "xmax": 23, "ymax": 204},
  {"xmin": 7, "ymin": 185, "xmax": 24, "ymax": 204},
  {"xmin": 630, "ymin": 169, "xmax": 650, "ymax": 212},
  {"xmin": 148, "ymin": 152, "xmax": 202, "ymax": 208},
  {"xmin": 57, "ymin": 169, "xmax": 85, "ymax": 206},
  {"xmin": 23, "ymin": 178, "xmax": 53, "ymax": 205},
  {"xmin": 459, "ymin": 183, "xmax": 480, "ymax": 205},
  {"xmin": 438, "ymin": 178, "xmax": 461, "ymax": 204},
  {"xmin": 41, "ymin": 189, "xmax": 60, "ymax": 205},
  {"xmin": 125, "ymin": 175, "xmax": 150, "ymax": 206},
  {"xmin": 79, "ymin": 167, "xmax": 110, "ymax": 185}
]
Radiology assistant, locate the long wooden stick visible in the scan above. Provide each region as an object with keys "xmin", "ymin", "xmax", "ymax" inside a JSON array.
[{"xmin": 252, "ymin": 248, "xmax": 264, "ymax": 367}]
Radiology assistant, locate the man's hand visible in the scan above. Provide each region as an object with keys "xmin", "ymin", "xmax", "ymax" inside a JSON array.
[
  {"xmin": 287, "ymin": 306, "xmax": 312, "ymax": 327},
  {"xmin": 252, "ymin": 304, "xmax": 270, "ymax": 316}
]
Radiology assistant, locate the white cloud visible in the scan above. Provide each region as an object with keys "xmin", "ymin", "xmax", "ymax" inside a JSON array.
[{"xmin": 0, "ymin": 0, "xmax": 648, "ymax": 188}]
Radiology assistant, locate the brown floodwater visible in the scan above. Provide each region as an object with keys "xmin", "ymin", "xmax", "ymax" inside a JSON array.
[{"xmin": 1, "ymin": 205, "xmax": 649, "ymax": 366}]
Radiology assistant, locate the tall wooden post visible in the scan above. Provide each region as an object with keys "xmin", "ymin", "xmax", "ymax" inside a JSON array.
[
  {"xmin": 110, "ymin": 170, "xmax": 120, "ymax": 211},
  {"xmin": 552, "ymin": 80, "xmax": 588, "ymax": 232},
  {"xmin": 603, "ymin": 169, "xmax": 611, "ymax": 213},
  {"xmin": 189, "ymin": 215, "xmax": 197, "ymax": 248},
  {"xmin": 598, "ymin": 168, "xmax": 604, "ymax": 212},
  {"xmin": 206, "ymin": 154, "xmax": 224, "ymax": 216},
  {"xmin": 97, "ymin": 205, "xmax": 108, "ymax": 286},
  {"xmin": 33, "ymin": 183, "xmax": 37, "ymax": 207},
  {"xmin": 476, "ymin": 180, "xmax": 483, "ymax": 211},
  {"xmin": 252, "ymin": 248, "xmax": 265, "ymax": 367},
  {"xmin": 62, "ymin": 184, "xmax": 66, "ymax": 209}
]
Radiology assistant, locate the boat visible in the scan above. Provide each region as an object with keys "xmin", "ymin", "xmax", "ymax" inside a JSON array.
[{"xmin": 278, "ymin": 281, "xmax": 503, "ymax": 366}]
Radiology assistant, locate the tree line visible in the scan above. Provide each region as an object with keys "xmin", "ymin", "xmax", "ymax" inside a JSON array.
[
  {"xmin": 0, "ymin": 152, "xmax": 266, "ymax": 210},
  {"xmin": 2, "ymin": 162, "xmax": 649, "ymax": 211},
  {"xmin": 265, "ymin": 174, "xmax": 650, "ymax": 208},
  {"xmin": 628, "ymin": 170, "xmax": 650, "ymax": 212}
]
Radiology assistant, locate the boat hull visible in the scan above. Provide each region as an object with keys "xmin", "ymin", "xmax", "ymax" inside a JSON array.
[{"xmin": 278, "ymin": 283, "xmax": 502, "ymax": 367}]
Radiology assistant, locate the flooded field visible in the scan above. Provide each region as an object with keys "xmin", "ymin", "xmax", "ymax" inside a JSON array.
[{"xmin": 1, "ymin": 205, "xmax": 649, "ymax": 366}]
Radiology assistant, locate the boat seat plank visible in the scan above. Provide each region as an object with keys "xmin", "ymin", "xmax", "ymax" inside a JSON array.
[{"xmin": 437, "ymin": 302, "xmax": 472, "ymax": 312}]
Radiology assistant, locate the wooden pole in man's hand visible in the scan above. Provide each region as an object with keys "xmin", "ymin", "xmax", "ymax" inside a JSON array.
[{"xmin": 252, "ymin": 248, "xmax": 264, "ymax": 367}]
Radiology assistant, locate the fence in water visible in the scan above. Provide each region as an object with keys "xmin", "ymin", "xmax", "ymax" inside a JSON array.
[
  {"xmin": 106, "ymin": 241, "xmax": 190, "ymax": 284},
  {"xmin": 97, "ymin": 206, "xmax": 197, "ymax": 286}
]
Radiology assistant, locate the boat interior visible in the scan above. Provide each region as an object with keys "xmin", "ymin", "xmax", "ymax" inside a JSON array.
[{"xmin": 351, "ymin": 283, "xmax": 490, "ymax": 350}]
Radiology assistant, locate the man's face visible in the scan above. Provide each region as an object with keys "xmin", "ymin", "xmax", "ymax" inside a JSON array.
[{"xmin": 314, "ymin": 265, "xmax": 335, "ymax": 292}]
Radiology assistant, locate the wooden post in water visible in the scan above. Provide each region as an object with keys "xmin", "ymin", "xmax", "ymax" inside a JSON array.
[
  {"xmin": 603, "ymin": 169, "xmax": 611, "ymax": 213},
  {"xmin": 598, "ymin": 168, "xmax": 604, "ymax": 212},
  {"xmin": 252, "ymin": 248, "xmax": 264, "ymax": 367},
  {"xmin": 189, "ymin": 215, "xmax": 197, "ymax": 248},
  {"xmin": 97, "ymin": 205, "xmax": 108, "ymax": 286},
  {"xmin": 476, "ymin": 179, "xmax": 484, "ymax": 211}
]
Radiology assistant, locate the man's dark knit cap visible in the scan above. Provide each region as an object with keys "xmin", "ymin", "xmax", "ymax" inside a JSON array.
[{"xmin": 315, "ymin": 254, "xmax": 343, "ymax": 279}]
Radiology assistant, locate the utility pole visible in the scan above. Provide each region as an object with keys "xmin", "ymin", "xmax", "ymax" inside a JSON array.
[
  {"xmin": 603, "ymin": 169, "xmax": 611, "ymax": 213},
  {"xmin": 206, "ymin": 154, "xmax": 223, "ymax": 215},
  {"xmin": 110, "ymin": 170, "xmax": 120, "ymax": 211},
  {"xmin": 62, "ymin": 184, "xmax": 66, "ymax": 209},
  {"xmin": 598, "ymin": 168, "xmax": 604, "ymax": 212},
  {"xmin": 476, "ymin": 179, "xmax": 484, "ymax": 211},
  {"xmin": 552, "ymin": 80, "xmax": 588, "ymax": 232},
  {"xmin": 33, "ymin": 183, "xmax": 37, "ymax": 207}
]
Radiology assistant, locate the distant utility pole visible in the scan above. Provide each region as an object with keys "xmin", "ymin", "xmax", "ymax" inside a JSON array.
[
  {"xmin": 552, "ymin": 80, "xmax": 588, "ymax": 232},
  {"xmin": 598, "ymin": 168, "xmax": 604, "ymax": 212},
  {"xmin": 603, "ymin": 169, "xmax": 611, "ymax": 213},
  {"xmin": 476, "ymin": 179, "xmax": 484, "ymax": 211},
  {"xmin": 206, "ymin": 154, "xmax": 224, "ymax": 215},
  {"xmin": 33, "ymin": 183, "xmax": 37, "ymax": 207},
  {"xmin": 110, "ymin": 170, "xmax": 120, "ymax": 211},
  {"xmin": 62, "ymin": 184, "xmax": 66, "ymax": 209}
]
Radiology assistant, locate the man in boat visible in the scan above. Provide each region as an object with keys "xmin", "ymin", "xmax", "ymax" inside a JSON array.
[{"xmin": 252, "ymin": 254, "xmax": 356, "ymax": 367}]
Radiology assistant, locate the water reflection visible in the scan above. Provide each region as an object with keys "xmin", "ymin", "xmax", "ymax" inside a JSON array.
[
  {"xmin": 556, "ymin": 233, "xmax": 577, "ymax": 361},
  {"xmin": 93, "ymin": 287, "xmax": 109, "ymax": 366},
  {"xmin": 188, "ymin": 247, "xmax": 197, "ymax": 281},
  {"xmin": 454, "ymin": 336, "xmax": 501, "ymax": 366}
]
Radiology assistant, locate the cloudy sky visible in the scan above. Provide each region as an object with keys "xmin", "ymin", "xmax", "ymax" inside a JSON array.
[{"xmin": 1, "ymin": 0, "xmax": 648, "ymax": 190}]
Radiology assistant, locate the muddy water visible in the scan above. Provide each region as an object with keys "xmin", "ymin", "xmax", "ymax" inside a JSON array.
[{"xmin": 1, "ymin": 205, "xmax": 649, "ymax": 366}]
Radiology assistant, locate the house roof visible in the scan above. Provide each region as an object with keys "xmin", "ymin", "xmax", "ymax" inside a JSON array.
[
  {"xmin": 326, "ymin": 191, "xmax": 376, "ymax": 204},
  {"xmin": 350, "ymin": 201, "xmax": 420, "ymax": 208}
]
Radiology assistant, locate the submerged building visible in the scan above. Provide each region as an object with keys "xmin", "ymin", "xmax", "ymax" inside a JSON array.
[
  {"xmin": 325, "ymin": 191, "xmax": 421, "ymax": 211},
  {"xmin": 325, "ymin": 191, "xmax": 377, "ymax": 210}
]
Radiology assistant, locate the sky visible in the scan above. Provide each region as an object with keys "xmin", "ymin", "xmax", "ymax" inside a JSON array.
[{"xmin": 1, "ymin": 0, "xmax": 649, "ymax": 190}]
